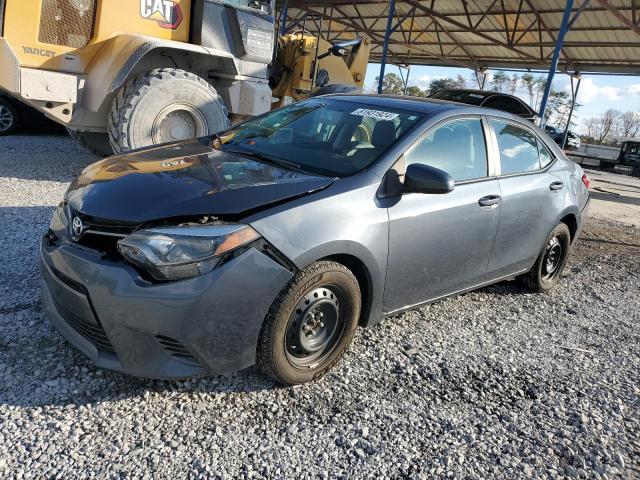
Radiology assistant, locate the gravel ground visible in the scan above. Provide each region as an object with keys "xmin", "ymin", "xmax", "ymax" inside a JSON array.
[{"xmin": 0, "ymin": 133, "xmax": 639, "ymax": 479}]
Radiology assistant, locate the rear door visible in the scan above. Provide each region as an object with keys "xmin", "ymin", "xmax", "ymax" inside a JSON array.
[
  {"xmin": 485, "ymin": 118, "xmax": 566, "ymax": 279},
  {"xmin": 384, "ymin": 116, "xmax": 501, "ymax": 312}
]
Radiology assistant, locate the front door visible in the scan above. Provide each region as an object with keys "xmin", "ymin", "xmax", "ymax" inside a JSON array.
[{"xmin": 384, "ymin": 117, "xmax": 501, "ymax": 312}]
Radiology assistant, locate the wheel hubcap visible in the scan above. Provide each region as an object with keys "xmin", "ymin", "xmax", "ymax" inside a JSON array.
[
  {"xmin": 285, "ymin": 287, "xmax": 343, "ymax": 368},
  {"xmin": 152, "ymin": 104, "xmax": 208, "ymax": 144},
  {"xmin": 542, "ymin": 236, "xmax": 563, "ymax": 280},
  {"xmin": 0, "ymin": 106, "xmax": 14, "ymax": 132}
]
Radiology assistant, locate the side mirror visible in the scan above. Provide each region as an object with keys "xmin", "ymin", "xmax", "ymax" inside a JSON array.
[{"xmin": 403, "ymin": 163, "xmax": 454, "ymax": 194}]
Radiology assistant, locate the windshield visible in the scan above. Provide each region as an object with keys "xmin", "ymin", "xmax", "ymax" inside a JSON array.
[{"xmin": 218, "ymin": 99, "xmax": 423, "ymax": 177}]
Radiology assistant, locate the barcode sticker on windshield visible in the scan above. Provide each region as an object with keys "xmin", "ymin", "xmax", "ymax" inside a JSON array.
[{"xmin": 351, "ymin": 108, "xmax": 398, "ymax": 121}]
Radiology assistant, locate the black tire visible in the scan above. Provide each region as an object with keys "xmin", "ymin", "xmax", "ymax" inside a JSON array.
[
  {"xmin": 632, "ymin": 166, "xmax": 640, "ymax": 178},
  {"xmin": 67, "ymin": 129, "xmax": 113, "ymax": 157},
  {"xmin": 108, "ymin": 68, "xmax": 230, "ymax": 154},
  {"xmin": 0, "ymin": 97, "xmax": 19, "ymax": 135},
  {"xmin": 257, "ymin": 261, "xmax": 361, "ymax": 385},
  {"xmin": 519, "ymin": 223, "xmax": 571, "ymax": 292}
]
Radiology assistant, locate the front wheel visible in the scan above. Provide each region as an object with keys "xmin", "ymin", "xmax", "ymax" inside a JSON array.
[
  {"xmin": 257, "ymin": 261, "xmax": 361, "ymax": 385},
  {"xmin": 108, "ymin": 68, "xmax": 230, "ymax": 154},
  {"xmin": 519, "ymin": 223, "xmax": 571, "ymax": 292}
]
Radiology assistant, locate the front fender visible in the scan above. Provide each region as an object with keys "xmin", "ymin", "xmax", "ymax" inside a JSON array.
[
  {"xmin": 293, "ymin": 240, "xmax": 385, "ymax": 327},
  {"xmin": 82, "ymin": 34, "xmax": 238, "ymax": 113},
  {"xmin": 248, "ymin": 180, "xmax": 389, "ymax": 328}
]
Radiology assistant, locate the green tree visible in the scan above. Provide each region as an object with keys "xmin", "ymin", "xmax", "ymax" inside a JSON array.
[
  {"xmin": 547, "ymin": 89, "xmax": 571, "ymax": 125},
  {"xmin": 520, "ymin": 73, "xmax": 536, "ymax": 106},
  {"xmin": 533, "ymin": 77, "xmax": 547, "ymax": 111},
  {"xmin": 374, "ymin": 72, "xmax": 404, "ymax": 95},
  {"xmin": 454, "ymin": 74, "xmax": 467, "ymax": 89},
  {"xmin": 405, "ymin": 85, "xmax": 427, "ymax": 97},
  {"xmin": 491, "ymin": 71, "xmax": 508, "ymax": 92},
  {"xmin": 427, "ymin": 78, "xmax": 458, "ymax": 94},
  {"xmin": 508, "ymin": 74, "xmax": 520, "ymax": 95}
]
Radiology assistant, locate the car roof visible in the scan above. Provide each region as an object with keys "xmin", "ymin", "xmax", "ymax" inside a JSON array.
[
  {"xmin": 318, "ymin": 93, "xmax": 534, "ymax": 123},
  {"xmin": 430, "ymin": 88, "xmax": 523, "ymax": 100}
]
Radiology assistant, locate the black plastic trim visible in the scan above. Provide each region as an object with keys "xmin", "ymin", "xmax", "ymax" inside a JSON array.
[{"xmin": 0, "ymin": 0, "xmax": 6, "ymax": 36}]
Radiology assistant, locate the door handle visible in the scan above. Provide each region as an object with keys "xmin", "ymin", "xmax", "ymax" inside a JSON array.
[
  {"xmin": 478, "ymin": 194, "xmax": 501, "ymax": 207},
  {"xmin": 549, "ymin": 181, "xmax": 564, "ymax": 191}
]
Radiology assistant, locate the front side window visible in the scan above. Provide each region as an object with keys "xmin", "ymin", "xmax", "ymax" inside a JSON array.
[
  {"xmin": 492, "ymin": 120, "xmax": 540, "ymax": 175},
  {"xmin": 220, "ymin": 99, "xmax": 423, "ymax": 177},
  {"xmin": 404, "ymin": 118, "xmax": 488, "ymax": 182}
]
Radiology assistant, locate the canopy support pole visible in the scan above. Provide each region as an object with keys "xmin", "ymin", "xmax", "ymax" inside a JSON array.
[
  {"xmin": 377, "ymin": 0, "xmax": 396, "ymax": 94},
  {"xmin": 539, "ymin": 0, "xmax": 574, "ymax": 124},
  {"xmin": 562, "ymin": 73, "xmax": 581, "ymax": 149},
  {"xmin": 279, "ymin": 0, "xmax": 289, "ymax": 36}
]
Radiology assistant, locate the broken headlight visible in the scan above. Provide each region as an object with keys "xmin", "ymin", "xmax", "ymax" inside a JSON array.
[{"xmin": 117, "ymin": 224, "xmax": 260, "ymax": 281}]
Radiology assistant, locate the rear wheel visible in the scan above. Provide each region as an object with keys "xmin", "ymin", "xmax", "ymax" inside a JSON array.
[
  {"xmin": 519, "ymin": 223, "xmax": 571, "ymax": 292},
  {"xmin": 632, "ymin": 166, "xmax": 640, "ymax": 178},
  {"xmin": 108, "ymin": 68, "xmax": 230, "ymax": 154},
  {"xmin": 67, "ymin": 129, "xmax": 113, "ymax": 157},
  {"xmin": 0, "ymin": 98, "xmax": 19, "ymax": 135},
  {"xmin": 257, "ymin": 261, "xmax": 361, "ymax": 385}
]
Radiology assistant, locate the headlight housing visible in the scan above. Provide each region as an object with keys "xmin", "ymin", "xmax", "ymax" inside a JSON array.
[
  {"xmin": 117, "ymin": 224, "xmax": 260, "ymax": 281},
  {"xmin": 49, "ymin": 204, "xmax": 68, "ymax": 233}
]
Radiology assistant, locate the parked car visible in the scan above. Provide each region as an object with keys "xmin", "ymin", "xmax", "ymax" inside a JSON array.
[
  {"xmin": 545, "ymin": 125, "xmax": 581, "ymax": 150},
  {"xmin": 428, "ymin": 89, "xmax": 539, "ymax": 123},
  {"xmin": 41, "ymin": 95, "xmax": 590, "ymax": 385},
  {"xmin": 0, "ymin": 91, "xmax": 60, "ymax": 135}
]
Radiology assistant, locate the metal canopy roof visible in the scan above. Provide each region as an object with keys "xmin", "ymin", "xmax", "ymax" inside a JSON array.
[{"xmin": 278, "ymin": 0, "xmax": 640, "ymax": 74}]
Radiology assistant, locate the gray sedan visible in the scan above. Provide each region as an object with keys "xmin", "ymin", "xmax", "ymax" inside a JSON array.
[{"xmin": 41, "ymin": 95, "xmax": 591, "ymax": 385}]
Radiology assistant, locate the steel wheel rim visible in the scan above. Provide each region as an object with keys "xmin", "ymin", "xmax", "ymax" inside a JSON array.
[
  {"xmin": 285, "ymin": 286, "xmax": 345, "ymax": 369},
  {"xmin": 152, "ymin": 103, "xmax": 208, "ymax": 145},
  {"xmin": 542, "ymin": 236, "xmax": 563, "ymax": 281},
  {"xmin": 0, "ymin": 106, "xmax": 14, "ymax": 132}
]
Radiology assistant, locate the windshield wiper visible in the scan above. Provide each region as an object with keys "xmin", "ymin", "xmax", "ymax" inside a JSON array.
[{"xmin": 224, "ymin": 147, "xmax": 305, "ymax": 173}]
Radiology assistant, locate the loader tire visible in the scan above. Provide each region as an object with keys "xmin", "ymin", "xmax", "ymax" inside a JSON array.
[
  {"xmin": 67, "ymin": 129, "xmax": 113, "ymax": 157},
  {"xmin": 108, "ymin": 68, "xmax": 230, "ymax": 154}
]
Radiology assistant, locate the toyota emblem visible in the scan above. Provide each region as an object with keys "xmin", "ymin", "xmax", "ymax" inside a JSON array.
[{"xmin": 71, "ymin": 216, "xmax": 84, "ymax": 240}]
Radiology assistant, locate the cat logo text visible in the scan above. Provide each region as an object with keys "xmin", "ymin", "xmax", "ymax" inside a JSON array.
[{"xmin": 140, "ymin": 0, "xmax": 183, "ymax": 30}]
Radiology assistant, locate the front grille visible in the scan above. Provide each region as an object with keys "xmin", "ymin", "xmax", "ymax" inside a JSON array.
[
  {"xmin": 68, "ymin": 210, "xmax": 136, "ymax": 256},
  {"xmin": 77, "ymin": 231, "xmax": 123, "ymax": 255},
  {"xmin": 53, "ymin": 297, "xmax": 115, "ymax": 354},
  {"xmin": 38, "ymin": 0, "xmax": 97, "ymax": 48},
  {"xmin": 155, "ymin": 335, "xmax": 199, "ymax": 364}
]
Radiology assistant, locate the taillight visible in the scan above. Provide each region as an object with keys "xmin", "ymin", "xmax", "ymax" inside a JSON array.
[{"xmin": 582, "ymin": 173, "xmax": 590, "ymax": 189}]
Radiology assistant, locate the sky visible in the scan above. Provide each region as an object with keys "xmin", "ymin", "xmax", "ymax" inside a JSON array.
[{"xmin": 364, "ymin": 64, "xmax": 640, "ymax": 134}]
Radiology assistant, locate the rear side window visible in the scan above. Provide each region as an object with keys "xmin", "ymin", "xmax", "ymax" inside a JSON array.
[
  {"xmin": 538, "ymin": 141, "xmax": 554, "ymax": 169},
  {"xmin": 492, "ymin": 120, "xmax": 540, "ymax": 174},
  {"xmin": 405, "ymin": 118, "xmax": 488, "ymax": 182}
]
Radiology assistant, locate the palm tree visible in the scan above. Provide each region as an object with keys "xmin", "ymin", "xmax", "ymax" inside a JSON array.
[{"xmin": 520, "ymin": 73, "xmax": 536, "ymax": 107}]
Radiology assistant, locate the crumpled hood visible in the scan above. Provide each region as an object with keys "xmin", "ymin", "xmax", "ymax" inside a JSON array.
[{"xmin": 66, "ymin": 139, "xmax": 334, "ymax": 224}]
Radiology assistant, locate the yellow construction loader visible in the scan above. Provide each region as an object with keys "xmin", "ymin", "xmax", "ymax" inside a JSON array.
[{"xmin": 0, "ymin": 0, "xmax": 369, "ymax": 155}]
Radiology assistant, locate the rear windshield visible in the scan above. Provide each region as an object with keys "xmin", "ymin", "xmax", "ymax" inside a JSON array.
[
  {"xmin": 429, "ymin": 90, "xmax": 487, "ymax": 105},
  {"xmin": 219, "ymin": 99, "xmax": 424, "ymax": 177}
]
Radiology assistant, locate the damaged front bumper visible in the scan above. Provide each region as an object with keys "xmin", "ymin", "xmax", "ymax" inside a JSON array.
[{"xmin": 40, "ymin": 236, "xmax": 293, "ymax": 379}]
